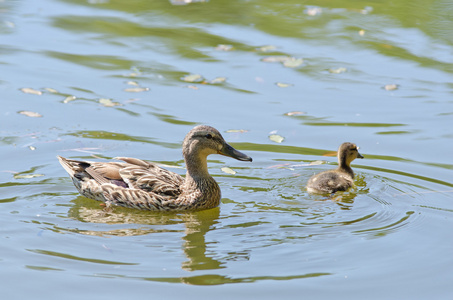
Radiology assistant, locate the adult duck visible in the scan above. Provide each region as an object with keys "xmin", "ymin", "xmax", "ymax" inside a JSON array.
[{"xmin": 58, "ymin": 125, "xmax": 252, "ymax": 211}]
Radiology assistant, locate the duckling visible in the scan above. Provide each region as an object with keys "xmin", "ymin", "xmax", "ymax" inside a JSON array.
[
  {"xmin": 307, "ymin": 142, "xmax": 363, "ymax": 194},
  {"xmin": 57, "ymin": 125, "xmax": 252, "ymax": 211}
]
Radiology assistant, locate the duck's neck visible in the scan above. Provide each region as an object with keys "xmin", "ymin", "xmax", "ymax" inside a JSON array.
[
  {"xmin": 184, "ymin": 153, "xmax": 212, "ymax": 185},
  {"xmin": 338, "ymin": 153, "xmax": 354, "ymax": 178},
  {"xmin": 182, "ymin": 152, "xmax": 221, "ymax": 209}
]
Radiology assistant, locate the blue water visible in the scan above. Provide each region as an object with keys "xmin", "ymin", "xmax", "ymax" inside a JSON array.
[{"xmin": 1, "ymin": 0, "xmax": 452, "ymax": 299}]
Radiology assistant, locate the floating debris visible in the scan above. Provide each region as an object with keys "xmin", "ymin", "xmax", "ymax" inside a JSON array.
[
  {"xmin": 209, "ymin": 77, "xmax": 227, "ymax": 84},
  {"xmin": 28, "ymin": 146, "xmax": 36, "ymax": 151},
  {"xmin": 262, "ymin": 56, "xmax": 304, "ymax": 68},
  {"xmin": 309, "ymin": 160, "xmax": 324, "ymax": 166},
  {"xmin": 63, "ymin": 95, "xmax": 76, "ymax": 103},
  {"xmin": 44, "ymin": 87, "xmax": 58, "ymax": 93},
  {"xmin": 20, "ymin": 88, "xmax": 42, "ymax": 95},
  {"xmin": 283, "ymin": 58, "xmax": 304, "ymax": 68},
  {"xmin": 181, "ymin": 74, "xmax": 204, "ymax": 83},
  {"xmin": 261, "ymin": 56, "xmax": 291, "ymax": 63},
  {"xmin": 124, "ymin": 87, "xmax": 149, "ymax": 93},
  {"xmin": 358, "ymin": 29, "xmax": 366, "ymax": 36},
  {"xmin": 99, "ymin": 98, "xmax": 121, "ymax": 107},
  {"xmin": 126, "ymin": 72, "xmax": 139, "ymax": 77},
  {"xmin": 269, "ymin": 134, "xmax": 285, "ymax": 143},
  {"xmin": 384, "ymin": 84, "xmax": 399, "ymax": 91},
  {"xmin": 256, "ymin": 45, "xmax": 277, "ymax": 52},
  {"xmin": 215, "ymin": 44, "xmax": 234, "ymax": 51},
  {"xmin": 126, "ymin": 81, "xmax": 139, "ymax": 86},
  {"xmin": 181, "ymin": 74, "xmax": 227, "ymax": 85},
  {"xmin": 19, "ymin": 111, "xmax": 42, "ymax": 118},
  {"xmin": 329, "ymin": 67, "xmax": 347, "ymax": 74},
  {"xmin": 285, "ymin": 111, "xmax": 306, "ymax": 116},
  {"xmin": 14, "ymin": 173, "xmax": 44, "ymax": 179},
  {"xmin": 221, "ymin": 167, "xmax": 237, "ymax": 175},
  {"xmin": 276, "ymin": 82, "xmax": 293, "ymax": 88},
  {"xmin": 305, "ymin": 6, "xmax": 322, "ymax": 16}
]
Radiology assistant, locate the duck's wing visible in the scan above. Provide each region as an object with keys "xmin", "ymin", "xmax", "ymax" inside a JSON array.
[
  {"xmin": 58, "ymin": 156, "xmax": 120, "ymax": 183},
  {"xmin": 114, "ymin": 157, "xmax": 184, "ymax": 197},
  {"xmin": 58, "ymin": 156, "xmax": 187, "ymax": 210},
  {"xmin": 58, "ymin": 156, "xmax": 184, "ymax": 196}
]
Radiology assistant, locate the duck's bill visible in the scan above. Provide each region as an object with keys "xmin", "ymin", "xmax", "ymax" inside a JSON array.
[
  {"xmin": 357, "ymin": 152, "xmax": 364, "ymax": 159},
  {"xmin": 219, "ymin": 143, "xmax": 253, "ymax": 162}
]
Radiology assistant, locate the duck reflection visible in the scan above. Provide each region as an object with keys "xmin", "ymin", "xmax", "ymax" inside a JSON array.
[{"xmin": 68, "ymin": 196, "xmax": 225, "ymax": 271}]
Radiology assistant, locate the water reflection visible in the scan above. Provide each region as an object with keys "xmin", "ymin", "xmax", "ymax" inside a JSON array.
[
  {"xmin": 230, "ymin": 167, "xmax": 431, "ymax": 241},
  {"xmin": 64, "ymin": 130, "xmax": 180, "ymax": 149},
  {"xmin": 142, "ymin": 272, "xmax": 331, "ymax": 285},
  {"xmin": 1, "ymin": 0, "xmax": 451, "ymax": 295},
  {"xmin": 27, "ymin": 248, "xmax": 138, "ymax": 266},
  {"xmin": 56, "ymin": 0, "xmax": 453, "ymax": 74},
  {"xmin": 67, "ymin": 197, "xmax": 224, "ymax": 271},
  {"xmin": 46, "ymin": 51, "xmax": 133, "ymax": 71}
]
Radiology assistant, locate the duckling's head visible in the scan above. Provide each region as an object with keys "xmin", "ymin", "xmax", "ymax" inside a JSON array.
[
  {"xmin": 183, "ymin": 125, "xmax": 252, "ymax": 162},
  {"xmin": 338, "ymin": 142, "xmax": 364, "ymax": 167}
]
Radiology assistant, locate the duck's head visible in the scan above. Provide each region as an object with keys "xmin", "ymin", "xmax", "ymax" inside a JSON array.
[
  {"xmin": 338, "ymin": 142, "xmax": 364, "ymax": 167},
  {"xmin": 183, "ymin": 125, "xmax": 252, "ymax": 162}
]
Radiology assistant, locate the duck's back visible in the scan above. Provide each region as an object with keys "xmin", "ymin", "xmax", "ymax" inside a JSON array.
[
  {"xmin": 58, "ymin": 156, "xmax": 185, "ymax": 208},
  {"xmin": 115, "ymin": 157, "xmax": 183, "ymax": 197},
  {"xmin": 307, "ymin": 170, "xmax": 353, "ymax": 194}
]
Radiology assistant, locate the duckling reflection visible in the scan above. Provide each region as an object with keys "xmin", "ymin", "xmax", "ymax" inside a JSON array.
[
  {"xmin": 307, "ymin": 142, "xmax": 364, "ymax": 194},
  {"xmin": 67, "ymin": 197, "xmax": 225, "ymax": 271}
]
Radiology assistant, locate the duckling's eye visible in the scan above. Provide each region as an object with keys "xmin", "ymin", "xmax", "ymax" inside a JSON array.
[{"xmin": 205, "ymin": 133, "xmax": 213, "ymax": 139}]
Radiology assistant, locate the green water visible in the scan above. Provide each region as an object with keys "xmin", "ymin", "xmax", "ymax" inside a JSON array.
[{"xmin": 1, "ymin": 0, "xmax": 452, "ymax": 299}]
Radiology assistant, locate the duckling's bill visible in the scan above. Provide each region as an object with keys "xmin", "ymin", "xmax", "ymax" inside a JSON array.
[
  {"xmin": 219, "ymin": 143, "xmax": 252, "ymax": 162},
  {"xmin": 356, "ymin": 146, "xmax": 364, "ymax": 159}
]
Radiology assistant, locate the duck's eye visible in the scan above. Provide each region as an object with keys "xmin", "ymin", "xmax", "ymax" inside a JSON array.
[{"xmin": 205, "ymin": 133, "xmax": 213, "ymax": 139}]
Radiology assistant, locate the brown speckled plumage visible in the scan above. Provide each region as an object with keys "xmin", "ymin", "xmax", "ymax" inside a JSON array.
[
  {"xmin": 58, "ymin": 125, "xmax": 252, "ymax": 211},
  {"xmin": 307, "ymin": 142, "xmax": 364, "ymax": 194}
]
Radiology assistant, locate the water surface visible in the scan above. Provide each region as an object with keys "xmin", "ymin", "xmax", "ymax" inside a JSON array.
[{"xmin": 1, "ymin": 0, "xmax": 452, "ymax": 299}]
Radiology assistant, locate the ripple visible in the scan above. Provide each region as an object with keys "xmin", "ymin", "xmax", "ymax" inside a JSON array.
[
  {"xmin": 27, "ymin": 249, "xmax": 138, "ymax": 265},
  {"xmin": 222, "ymin": 164, "xmax": 448, "ymax": 247},
  {"xmin": 138, "ymin": 272, "xmax": 331, "ymax": 285}
]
